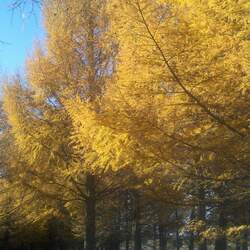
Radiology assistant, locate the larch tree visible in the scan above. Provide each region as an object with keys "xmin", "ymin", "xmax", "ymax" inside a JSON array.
[
  {"xmin": 1, "ymin": 0, "xmax": 249, "ymax": 249},
  {"xmin": 3, "ymin": 0, "xmax": 120, "ymax": 249},
  {"xmin": 96, "ymin": 0, "xmax": 250, "ymax": 248}
]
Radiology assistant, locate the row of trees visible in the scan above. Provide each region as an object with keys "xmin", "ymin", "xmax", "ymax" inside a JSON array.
[{"xmin": 0, "ymin": 0, "xmax": 249, "ymax": 249}]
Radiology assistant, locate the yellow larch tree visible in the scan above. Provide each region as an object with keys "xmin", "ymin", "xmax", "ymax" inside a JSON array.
[
  {"xmin": 2, "ymin": 0, "xmax": 121, "ymax": 249},
  {"xmin": 98, "ymin": 0, "xmax": 250, "ymax": 248},
  {"xmin": 1, "ymin": 0, "xmax": 249, "ymax": 249}
]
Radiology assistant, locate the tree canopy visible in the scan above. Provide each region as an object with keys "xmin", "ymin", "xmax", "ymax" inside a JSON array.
[{"xmin": 0, "ymin": 0, "xmax": 249, "ymax": 249}]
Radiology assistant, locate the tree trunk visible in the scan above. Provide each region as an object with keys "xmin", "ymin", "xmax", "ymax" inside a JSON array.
[
  {"xmin": 134, "ymin": 192, "xmax": 142, "ymax": 250},
  {"xmin": 176, "ymin": 210, "xmax": 180, "ymax": 250},
  {"xmin": 197, "ymin": 188, "xmax": 207, "ymax": 250},
  {"xmin": 125, "ymin": 191, "xmax": 131, "ymax": 250},
  {"xmin": 125, "ymin": 226, "xmax": 131, "ymax": 250},
  {"xmin": 134, "ymin": 213, "xmax": 142, "ymax": 250},
  {"xmin": 214, "ymin": 236, "xmax": 227, "ymax": 250},
  {"xmin": 153, "ymin": 224, "xmax": 157, "ymax": 250},
  {"xmin": 235, "ymin": 240, "xmax": 240, "ymax": 250},
  {"xmin": 189, "ymin": 209, "xmax": 195, "ymax": 250},
  {"xmin": 125, "ymin": 238, "xmax": 130, "ymax": 250},
  {"xmin": 214, "ymin": 209, "xmax": 227, "ymax": 250},
  {"xmin": 159, "ymin": 224, "xmax": 167, "ymax": 250},
  {"xmin": 176, "ymin": 228, "xmax": 180, "ymax": 250},
  {"xmin": 85, "ymin": 174, "xmax": 96, "ymax": 250},
  {"xmin": 3, "ymin": 229, "xmax": 10, "ymax": 250},
  {"xmin": 242, "ymin": 231, "xmax": 248, "ymax": 250}
]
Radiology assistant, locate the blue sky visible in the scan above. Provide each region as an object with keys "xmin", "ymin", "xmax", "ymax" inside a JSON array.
[{"xmin": 0, "ymin": 1, "xmax": 44, "ymax": 75}]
